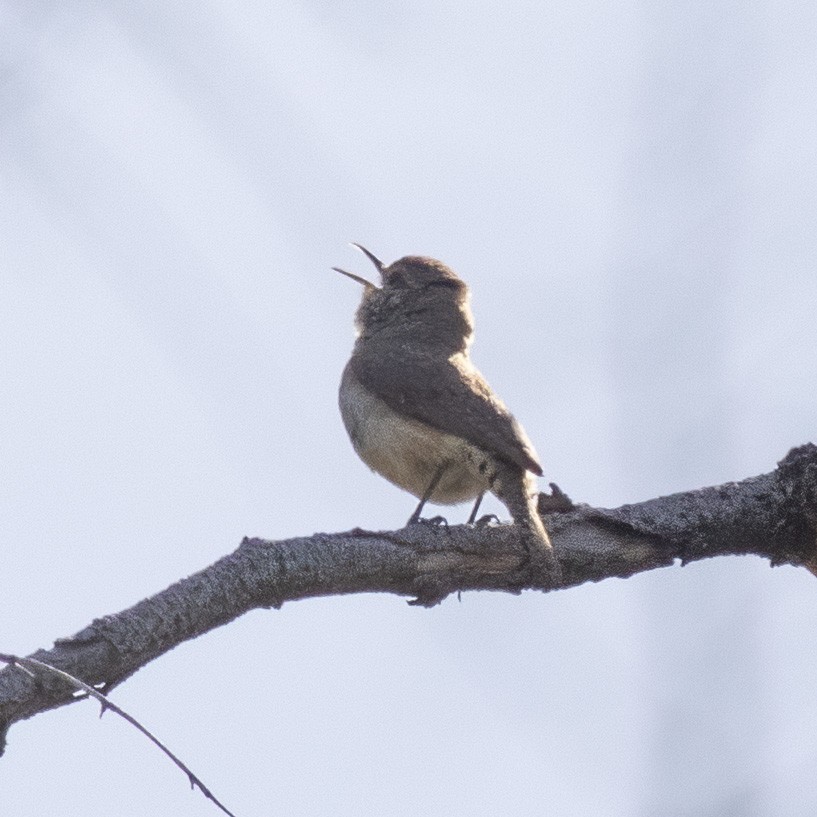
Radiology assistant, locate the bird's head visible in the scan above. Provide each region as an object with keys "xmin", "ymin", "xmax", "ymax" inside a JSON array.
[{"xmin": 334, "ymin": 244, "xmax": 474, "ymax": 353}]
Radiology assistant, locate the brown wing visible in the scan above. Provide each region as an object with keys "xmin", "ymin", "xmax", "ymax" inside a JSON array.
[{"xmin": 350, "ymin": 349, "xmax": 543, "ymax": 476}]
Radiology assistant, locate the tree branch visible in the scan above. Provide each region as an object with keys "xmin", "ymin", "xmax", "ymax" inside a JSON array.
[{"xmin": 2, "ymin": 443, "xmax": 816, "ymax": 753}]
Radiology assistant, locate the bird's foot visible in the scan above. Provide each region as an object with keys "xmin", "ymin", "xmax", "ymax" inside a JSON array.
[
  {"xmin": 473, "ymin": 513, "xmax": 500, "ymax": 528},
  {"xmin": 406, "ymin": 515, "xmax": 449, "ymax": 529}
]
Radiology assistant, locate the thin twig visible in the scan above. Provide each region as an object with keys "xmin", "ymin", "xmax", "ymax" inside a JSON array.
[{"xmin": 0, "ymin": 653, "xmax": 237, "ymax": 817}]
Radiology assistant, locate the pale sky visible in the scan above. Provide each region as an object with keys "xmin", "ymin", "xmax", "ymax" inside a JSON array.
[{"xmin": 2, "ymin": 2, "xmax": 817, "ymax": 815}]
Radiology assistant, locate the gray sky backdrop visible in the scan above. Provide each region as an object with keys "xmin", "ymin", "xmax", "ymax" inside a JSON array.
[{"xmin": 2, "ymin": 2, "xmax": 816, "ymax": 815}]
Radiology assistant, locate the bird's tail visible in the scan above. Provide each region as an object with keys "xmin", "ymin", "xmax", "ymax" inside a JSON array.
[{"xmin": 493, "ymin": 463, "xmax": 561, "ymax": 583}]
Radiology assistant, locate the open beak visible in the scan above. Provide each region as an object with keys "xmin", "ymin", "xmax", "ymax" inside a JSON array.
[
  {"xmin": 332, "ymin": 266, "xmax": 377, "ymax": 290},
  {"xmin": 332, "ymin": 243, "xmax": 385, "ymax": 290},
  {"xmin": 350, "ymin": 243, "xmax": 384, "ymax": 272}
]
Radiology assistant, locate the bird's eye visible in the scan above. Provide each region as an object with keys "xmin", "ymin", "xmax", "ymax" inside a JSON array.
[{"xmin": 387, "ymin": 270, "xmax": 408, "ymax": 288}]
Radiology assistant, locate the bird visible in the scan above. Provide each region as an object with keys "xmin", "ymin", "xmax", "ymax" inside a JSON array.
[{"xmin": 334, "ymin": 244, "xmax": 559, "ymax": 580}]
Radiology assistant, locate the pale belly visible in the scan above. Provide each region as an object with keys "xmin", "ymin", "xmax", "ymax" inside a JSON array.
[{"xmin": 339, "ymin": 363, "xmax": 492, "ymax": 504}]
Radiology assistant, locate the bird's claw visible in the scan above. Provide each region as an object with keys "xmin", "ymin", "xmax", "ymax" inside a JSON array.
[
  {"xmin": 473, "ymin": 513, "xmax": 500, "ymax": 528},
  {"xmin": 407, "ymin": 515, "xmax": 449, "ymax": 529}
]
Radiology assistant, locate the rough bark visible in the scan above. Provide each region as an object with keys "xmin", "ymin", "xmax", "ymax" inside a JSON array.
[{"xmin": 2, "ymin": 444, "xmax": 815, "ymax": 754}]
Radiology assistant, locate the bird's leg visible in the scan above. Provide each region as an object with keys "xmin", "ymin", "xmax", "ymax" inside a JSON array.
[
  {"xmin": 466, "ymin": 492, "xmax": 485, "ymax": 524},
  {"xmin": 468, "ymin": 493, "xmax": 498, "ymax": 526},
  {"xmin": 406, "ymin": 464, "xmax": 447, "ymax": 526}
]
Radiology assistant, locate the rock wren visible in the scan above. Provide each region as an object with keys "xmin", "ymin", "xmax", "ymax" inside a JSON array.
[{"xmin": 335, "ymin": 245, "xmax": 559, "ymax": 579}]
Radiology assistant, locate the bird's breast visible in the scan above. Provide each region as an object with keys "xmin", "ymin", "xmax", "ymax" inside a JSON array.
[{"xmin": 339, "ymin": 361, "xmax": 491, "ymax": 504}]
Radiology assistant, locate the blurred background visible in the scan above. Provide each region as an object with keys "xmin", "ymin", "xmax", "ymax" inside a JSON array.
[{"xmin": 1, "ymin": 2, "xmax": 816, "ymax": 815}]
